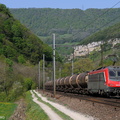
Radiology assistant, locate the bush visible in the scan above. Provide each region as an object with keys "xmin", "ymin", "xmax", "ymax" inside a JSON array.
[
  {"xmin": 24, "ymin": 78, "xmax": 36, "ymax": 91},
  {"xmin": 7, "ymin": 81, "xmax": 23, "ymax": 101},
  {"xmin": 6, "ymin": 58, "xmax": 13, "ymax": 72},
  {"xmin": 0, "ymin": 92, "xmax": 7, "ymax": 101},
  {"xmin": 18, "ymin": 55, "xmax": 26, "ymax": 64}
]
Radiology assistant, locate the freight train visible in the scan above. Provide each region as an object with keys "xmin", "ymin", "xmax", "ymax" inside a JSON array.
[{"xmin": 45, "ymin": 66, "xmax": 120, "ymax": 96}]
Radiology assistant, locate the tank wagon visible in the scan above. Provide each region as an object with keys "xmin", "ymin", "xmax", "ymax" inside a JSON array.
[{"xmin": 45, "ymin": 66, "xmax": 120, "ymax": 96}]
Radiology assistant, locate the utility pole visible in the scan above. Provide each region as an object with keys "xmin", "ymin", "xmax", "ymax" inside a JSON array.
[
  {"xmin": 72, "ymin": 47, "xmax": 74, "ymax": 75},
  {"xmin": 100, "ymin": 42, "xmax": 104, "ymax": 67},
  {"xmin": 87, "ymin": 45, "xmax": 89, "ymax": 57},
  {"xmin": 59, "ymin": 68, "xmax": 61, "ymax": 78},
  {"xmin": 38, "ymin": 61, "xmax": 40, "ymax": 89},
  {"xmin": 53, "ymin": 33, "xmax": 56, "ymax": 98},
  {"xmin": 43, "ymin": 54, "xmax": 45, "ymax": 93},
  {"xmin": 72, "ymin": 59, "xmax": 74, "ymax": 75}
]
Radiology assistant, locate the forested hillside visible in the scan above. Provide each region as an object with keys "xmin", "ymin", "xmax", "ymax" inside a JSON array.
[
  {"xmin": 79, "ymin": 22, "xmax": 120, "ymax": 45},
  {"xmin": 10, "ymin": 8, "xmax": 120, "ymax": 56},
  {"xmin": 0, "ymin": 5, "xmax": 59, "ymax": 64},
  {"xmin": 10, "ymin": 8, "xmax": 120, "ymax": 44}
]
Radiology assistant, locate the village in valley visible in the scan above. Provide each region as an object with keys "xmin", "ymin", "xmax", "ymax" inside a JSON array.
[{"xmin": 73, "ymin": 38, "xmax": 120, "ymax": 57}]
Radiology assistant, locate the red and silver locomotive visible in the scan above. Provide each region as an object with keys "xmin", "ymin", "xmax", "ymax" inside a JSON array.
[{"xmin": 88, "ymin": 66, "xmax": 120, "ymax": 96}]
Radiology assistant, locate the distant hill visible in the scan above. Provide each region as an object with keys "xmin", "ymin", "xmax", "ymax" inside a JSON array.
[
  {"xmin": 0, "ymin": 4, "xmax": 58, "ymax": 64},
  {"xmin": 10, "ymin": 8, "xmax": 120, "ymax": 44},
  {"xmin": 9, "ymin": 8, "xmax": 120, "ymax": 56},
  {"xmin": 79, "ymin": 22, "xmax": 120, "ymax": 45}
]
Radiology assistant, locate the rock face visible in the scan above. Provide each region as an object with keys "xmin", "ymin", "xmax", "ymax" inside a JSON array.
[
  {"xmin": 9, "ymin": 99, "xmax": 26, "ymax": 120},
  {"xmin": 73, "ymin": 38, "xmax": 120, "ymax": 57}
]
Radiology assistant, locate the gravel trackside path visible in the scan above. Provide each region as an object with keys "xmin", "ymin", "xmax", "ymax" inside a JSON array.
[
  {"xmin": 30, "ymin": 90, "xmax": 63, "ymax": 120},
  {"xmin": 33, "ymin": 90, "xmax": 95, "ymax": 120}
]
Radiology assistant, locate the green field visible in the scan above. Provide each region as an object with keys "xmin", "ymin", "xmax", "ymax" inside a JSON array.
[{"xmin": 0, "ymin": 102, "xmax": 17, "ymax": 120}]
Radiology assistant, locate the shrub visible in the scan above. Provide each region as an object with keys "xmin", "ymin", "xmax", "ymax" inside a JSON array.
[
  {"xmin": 7, "ymin": 81, "xmax": 23, "ymax": 101},
  {"xmin": 24, "ymin": 78, "xmax": 36, "ymax": 91},
  {"xmin": 0, "ymin": 92, "xmax": 7, "ymax": 101},
  {"xmin": 18, "ymin": 55, "xmax": 26, "ymax": 64}
]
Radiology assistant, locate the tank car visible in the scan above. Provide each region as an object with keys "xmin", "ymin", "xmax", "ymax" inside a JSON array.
[{"xmin": 45, "ymin": 72, "xmax": 88, "ymax": 94}]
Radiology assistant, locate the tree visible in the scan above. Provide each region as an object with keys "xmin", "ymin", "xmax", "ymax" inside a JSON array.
[{"xmin": 74, "ymin": 58, "xmax": 94, "ymax": 74}]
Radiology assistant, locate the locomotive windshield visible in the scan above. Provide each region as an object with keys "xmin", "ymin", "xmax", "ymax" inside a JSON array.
[
  {"xmin": 118, "ymin": 71, "xmax": 120, "ymax": 76},
  {"xmin": 109, "ymin": 69, "xmax": 120, "ymax": 81},
  {"xmin": 109, "ymin": 71, "xmax": 116, "ymax": 77}
]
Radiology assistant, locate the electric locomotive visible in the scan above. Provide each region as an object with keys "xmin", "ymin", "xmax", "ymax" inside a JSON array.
[{"xmin": 88, "ymin": 66, "xmax": 120, "ymax": 96}]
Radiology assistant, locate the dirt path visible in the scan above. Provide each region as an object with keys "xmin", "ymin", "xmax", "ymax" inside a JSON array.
[
  {"xmin": 33, "ymin": 90, "xmax": 95, "ymax": 120},
  {"xmin": 30, "ymin": 90, "xmax": 63, "ymax": 120}
]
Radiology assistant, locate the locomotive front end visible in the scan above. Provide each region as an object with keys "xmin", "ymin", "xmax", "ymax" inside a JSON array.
[{"xmin": 107, "ymin": 66, "xmax": 120, "ymax": 95}]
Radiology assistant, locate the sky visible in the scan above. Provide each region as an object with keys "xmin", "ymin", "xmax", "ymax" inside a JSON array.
[{"xmin": 0, "ymin": 0, "xmax": 120, "ymax": 10}]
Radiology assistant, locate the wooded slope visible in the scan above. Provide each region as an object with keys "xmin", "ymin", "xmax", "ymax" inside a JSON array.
[
  {"xmin": 0, "ymin": 4, "xmax": 55, "ymax": 64},
  {"xmin": 10, "ymin": 8, "xmax": 120, "ymax": 44}
]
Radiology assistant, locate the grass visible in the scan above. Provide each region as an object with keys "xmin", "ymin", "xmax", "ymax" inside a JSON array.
[
  {"xmin": 0, "ymin": 102, "xmax": 17, "ymax": 120},
  {"xmin": 25, "ymin": 91, "xmax": 49, "ymax": 120},
  {"xmin": 33, "ymin": 91, "xmax": 73, "ymax": 120}
]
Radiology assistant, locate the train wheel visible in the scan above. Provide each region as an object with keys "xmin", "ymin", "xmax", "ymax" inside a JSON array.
[{"xmin": 106, "ymin": 92, "xmax": 110, "ymax": 97}]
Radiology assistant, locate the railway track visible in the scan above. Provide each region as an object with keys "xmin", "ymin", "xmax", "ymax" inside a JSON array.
[
  {"xmin": 79, "ymin": 96, "xmax": 120, "ymax": 108},
  {"xmin": 44, "ymin": 90, "xmax": 120, "ymax": 108},
  {"xmin": 67, "ymin": 93, "xmax": 120, "ymax": 108}
]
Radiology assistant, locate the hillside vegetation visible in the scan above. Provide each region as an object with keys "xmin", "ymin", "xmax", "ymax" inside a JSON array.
[
  {"xmin": 10, "ymin": 8, "xmax": 120, "ymax": 55},
  {"xmin": 79, "ymin": 22, "xmax": 120, "ymax": 45},
  {"xmin": 0, "ymin": 4, "xmax": 57, "ymax": 64},
  {"xmin": 10, "ymin": 8, "xmax": 120, "ymax": 44}
]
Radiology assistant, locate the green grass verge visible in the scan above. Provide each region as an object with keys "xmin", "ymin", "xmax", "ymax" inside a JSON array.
[
  {"xmin": 25, "ymin": 91, "xmax": 49, "ymax": 120},
  {"xmin": 33, "ymin": 91, "xmax": 73, "ymax": 120},
  {"xmin": 0, "ymin": 102, "xmax": 17, "ymax": 120}
]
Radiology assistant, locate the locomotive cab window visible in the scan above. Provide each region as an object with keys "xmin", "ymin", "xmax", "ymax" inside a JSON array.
[
  {"xmin": 118, "ymin": 71, "xmax": 120, "ymax": 77},
  {"xmin": 109, "ymin": 70, "xmax": 120, "ymax": 81},
  {"xmin": 109, "ymin": 71, "xmax": 116, "ymax": 77},
  {"xmin": 109, "ymin": 70, "xmax": 120, "ymax": 77}
]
